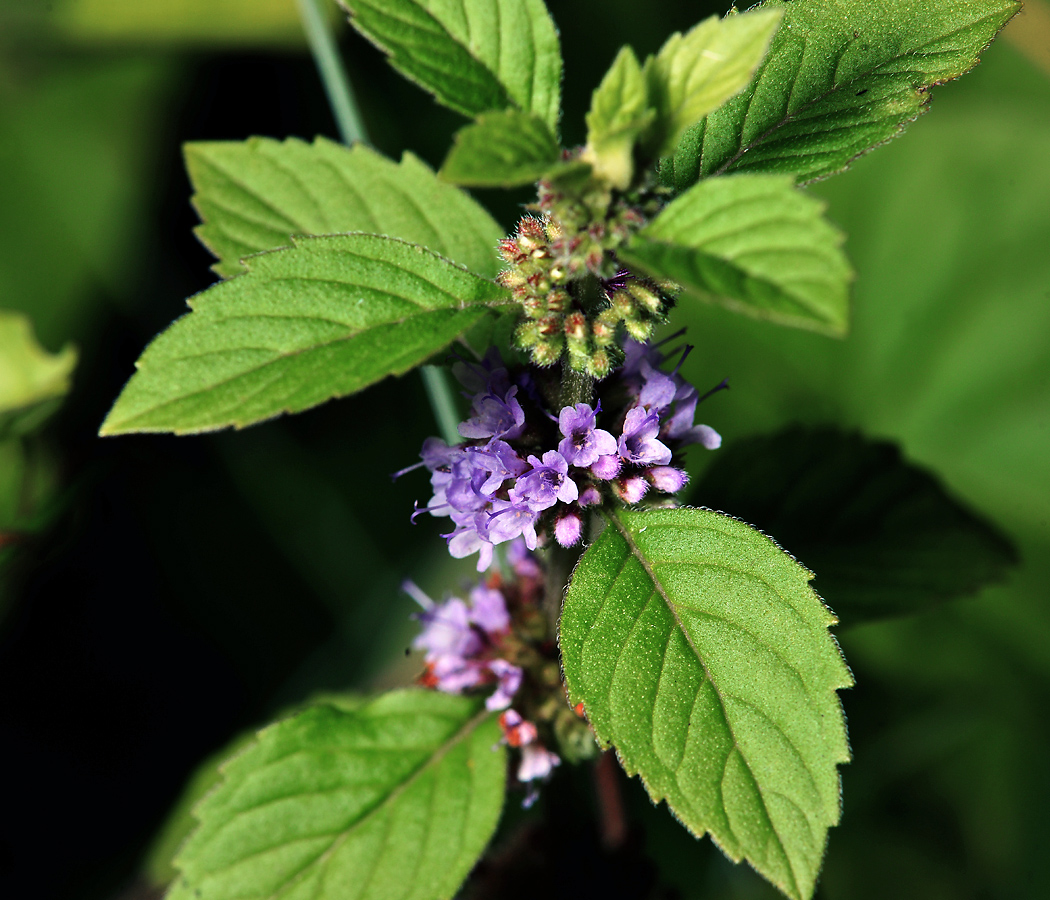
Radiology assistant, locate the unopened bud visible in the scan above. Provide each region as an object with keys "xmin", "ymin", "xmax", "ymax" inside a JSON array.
[
  {"xmin": 564, "ymin": 312, "xmax": 587, "ymax": 341},
  {"xmin": 514, "ymin": 320, "xmax": 541, "ymax": 348},
  {"xmin": 624, "ymin": 318, "xmax": 653, "ymax": 341},
  {"xmin": 586, "ymin": 349, "xmax": 613, "ymax": 378},
  {"xmin": 546, "ymin": 288, "xmax": 570, "ymax": 313},
  {"xmin": 647, "ymin": 466, "xmax": 689, "ymax": 494},
  {"xmin": 498, "ymin": 238, "xmax": 524, "ymax": 263},
  {"xmin": 531, "ymin": 338, "xmax": 564, "ymax": 366},
  {"xmin": 613, "ymin": 475, "xmax": 649, "ymax": 504},
  {"xmin": 628, "ymin": 283, "xmax": 663, "ymax": 314},
  {"xmin": 518, "ymin": 217, "xmax": 547, "ymax": 250},
  {"xmin": 591, "ymin": 317, "xmax": 616, "ymax": 347},
  {"xmin": 610, "ymin": 290, "xmax": 635, "ymax": 319},
  {"xmin": 554, "ymin": 513, "xmax": 583, "ymax": 548},
  {"xmin": 537, "ymin": 314, "xmax": 561, "ymax": 336}
]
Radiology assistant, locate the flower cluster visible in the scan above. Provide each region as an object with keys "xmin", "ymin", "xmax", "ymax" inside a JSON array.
[
  {"xmin": 408, "ymin": 541, "xmax": 562, "ymax": 801},
  {"xmin": 408, "ymin": 341, "xmax": 722, "ymax": 571}
]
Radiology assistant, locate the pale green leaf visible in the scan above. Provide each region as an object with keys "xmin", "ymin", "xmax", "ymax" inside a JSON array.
[
  {"xmin": 693, "ymin": 427, "xmax": 1018, "ymax": 623},
  {"xmin": 621, "ymin": 173, "xmax": 852, "ymax": 335},
  {"xmin": 54, "ymin": 0, "xmax": 332, "ymax": 46},
  {"xmin": 441, "ymin": 109, "xmax": 560, "ymax": 187},
  {"xmin": 0, "ymin": 311, "xmax": 77, "ymax": 438},
  {"xmin": 665, "ymin": 0, "xmax": 1021, "ymax": 189},
  {"xmin": 168, "ymin": 691, "xmax": 506, "ymax": 900},
  {"xmin": 583, "ymin": 46, "xmax": 655, "ymax": 189},
  {"xmin": 561, "ymin": 507, "xmax": 852, "ymax": 900},
  {"xmin": 643, "ymin": 8, "xmax": 783, "ymax": 159},
  {"xmin": 186, "ymin": 137, "xmax": 504, "ymax": 279},
  {"xmin": 343, "ymin": 0, "xmax": 562, "ymax": 130},
  {"xmin": 100, "ymin": 234, "xmax": 510, "ymax": 435}
]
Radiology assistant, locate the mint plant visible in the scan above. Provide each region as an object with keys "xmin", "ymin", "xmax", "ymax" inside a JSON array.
[{"xmin": 98, "ymin": 1, "xmax": 1021, "ymax": 898}]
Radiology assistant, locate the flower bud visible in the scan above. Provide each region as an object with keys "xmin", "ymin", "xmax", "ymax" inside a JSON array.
[
  {"xmin": 647, "ymin": 465, "xmax": 689, "ymax": 494},
  {"xmin": 613, "ymin": 474, "xmax": 649, "ymax": 504},
  {"xmin": 554, "ymin": 512, "xmax": 583, "ymax": 548},
  {"xmin": 628, "ymin": 283, "xmax": 663, "ymax": 314},
  {"xmin": 564, "ymin": 312, "xmax": 587, "ymax": 342},
  {"xmin": 589, "ymin": 454, "xmax": 621, "ymax": 481},
  {"xmin": 624, "ymin": 318, "xmax": 653, "ymax": 341},
  {"xmin": 546, "ymin": 288, "xmax": 570, "ymax": 313}
]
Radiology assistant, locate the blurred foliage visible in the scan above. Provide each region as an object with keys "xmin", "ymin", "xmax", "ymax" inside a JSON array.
[{"xmin": 0, "ymin": 1, "xmax": 1047, "ymax": 899}]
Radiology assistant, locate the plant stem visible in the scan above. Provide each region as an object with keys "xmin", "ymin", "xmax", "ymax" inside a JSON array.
[
  {"xmin": 296, "ymin": 0, "xmax": 462, "ymax": 442},
  {"xmin": 295, "ymin": 0, "xmax": 368, "ymax": 145},
  {"xmin": 420, "ymin": 365, "xmax": 463, "ymax": 447}
]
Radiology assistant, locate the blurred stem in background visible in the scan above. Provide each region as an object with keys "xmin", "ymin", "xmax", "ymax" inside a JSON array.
[{"xmin": 295, "ymin": 0, "xmax": 462, "ymax": 446}]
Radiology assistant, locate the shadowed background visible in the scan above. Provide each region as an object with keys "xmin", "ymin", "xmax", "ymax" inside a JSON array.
[{"xmin": 0, "ymin": 1, "xmax": 1047, "ymax": 898}]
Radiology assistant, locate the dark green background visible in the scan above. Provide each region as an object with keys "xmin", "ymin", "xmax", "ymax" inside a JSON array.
[{"xmin": 1, "ymin": 1, "xmax": 1047, "ymax": 898}]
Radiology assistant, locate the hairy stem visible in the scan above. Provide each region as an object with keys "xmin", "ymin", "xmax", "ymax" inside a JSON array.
[{"xmin": 295, "ymin": 0, "xmax": 368, "ymax": 145}]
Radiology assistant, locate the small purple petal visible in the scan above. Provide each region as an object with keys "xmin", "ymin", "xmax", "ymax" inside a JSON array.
[
  {"xmin": 469, "ymin": 584, "xmax": 510, "ymax": 634},
  {"xmin": 485, "ymin": 659, "xmax": 523, "ymax": 710},
  {"xmin": 518, "ymin": 743, "xmax": 561, "ymax": 782}
]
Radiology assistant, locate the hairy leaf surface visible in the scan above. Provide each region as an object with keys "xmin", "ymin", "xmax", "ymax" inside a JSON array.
[
  {"xmin": 186, "ymin": 137, "xmax": 504, "ymax": 279},
  {"xmin": 663, "ymin": 0, "xmax": 1020, "ymax": 189},
  {"xmin": 168, "ymin": 691, "xmax": 505, "ymax": 900},
  {"xmin": 100, "ymin": 235, "xmax": 510, "ymax": 435},
  {"xmin": 621, "ymin": 174, "xmax": 852, "ymax": 335},
  {"xmin": 561, "ymin": 507, "xmax": 852, "ymax": 900},
  {"xmin": 343, "ymin": 0, "xmax": 562, "ymax": 130},
  {"xmin": 0, "ymin": 311, "xmax": 77, "ymax": 438},
  {"xmin": 643, "ymin": 8, "xmax": 783, "ymax": 159},
  {"xmin": 692, "ymin": 427, "xmax": 1018, "ymax": 623},
  {"xmin": 441, "ymin": 110, "xmax": 560, "ymax": 187}
]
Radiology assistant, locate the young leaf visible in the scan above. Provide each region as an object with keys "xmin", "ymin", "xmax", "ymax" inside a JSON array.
[
  {"xmin": 691, "ymin": 427, "xmax": 1018, "ymax": 624},
  {"xmin": 99, "ymin": 234, "xmax": 511, "ymax": 435},
  {"xmin": 440, "ymin": 109, "xmax": 560, "ymax": 187},
  {"xmin": 0, "ymin": 311, "xmax": 77, "ymax": 438},
  {"xmin": 561, "ymin": 507, "xmax": 852, "ymax": 900},
  {"xmin": 342, "ymin": 0, "xmax": 562, "ymax": 131},
  {"xmin": 583, "ymin": 46, "xmax": 655, "ymax": 189},
  {"xmin": 621, "ymin": 173, "xmax": 852, "ymax": 335},
  {"xmin": 168, "ymin": 691, "xmax": 506, "ymax": 900},
  {"xmin": 643, "ymin": 8, "xmax": 783, "ymax": 159},
  {"xmin": 664, "ymin": 0, "xmax": 1021, "ymax": 190},
  {"xmin": 185, "ymin": 137, "xmax": 504, "ymax": 279}
]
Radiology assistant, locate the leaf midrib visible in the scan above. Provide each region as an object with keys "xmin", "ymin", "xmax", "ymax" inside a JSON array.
[{"xmin": 604, "ymin": 508, "xmax": 803, "ymax": 898}]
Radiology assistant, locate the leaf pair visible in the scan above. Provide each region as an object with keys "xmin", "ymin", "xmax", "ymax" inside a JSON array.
[{"xmin": 101, "ymin": 140, "xmax": 511, "ymax": 436}]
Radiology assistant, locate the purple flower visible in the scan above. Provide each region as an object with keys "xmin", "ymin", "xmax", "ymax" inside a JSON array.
[
  {"xmin": 506, "ymin": 537, "xmax": 543, "ymax": 579},
  {"xmin": 413, "ymin": 598, "xmax": 482, "ymax": 659},
  {"xmin": 447, "ymin": 524, "xmax": 495, "ymax": 572},
  {"xmin": 469, "ymin": 440, "xmax": 528, "ymax": 494},
  {"xmin": 518, "ymin": 743, "xmax": 561, "ymax": 782},
  {"xmin": 469, "ymin": 584, "xmax": 511, "ymax": 634},
  {"xmin": 578, "ymin": 485, "xmax": 602, "ymax": 507},
  {"xmin": 615, "ymin": 475, "xmax": 649, "ymax": 504},
  {"xmin": 510, "ymin": 451, "xmax": 579, "ymax": 511},
  {"xmin": 557, "ymin": 403, "xmax": 617, "ymax": 468},
  {"xmin": 647, "ymin": 465, "xmax": 689, "ymax": 493},
  {"xmin": 554, "ymin": 512, "xmax": 583, "ymax": 548},
  {"xmin": 459, "ymin": 384, "xmax": 526, "ymax": 441},
  {"xmin": 485, "ymin": 658, "xmax": 523, "ymax": 710},
  {"xmin": 482, "ymin": 500, "xmax": 540, "ymax": 549},
  {"xmin": 618, "ymin": 407, "xmax": 672, "ymax": 465},
  {"xmin": 637, "ymin": 360, "xmax": 677, "ymax": 411},
  {"xmin": 589, "ymin": 454, "xmax": 621, "ymax": 480}
]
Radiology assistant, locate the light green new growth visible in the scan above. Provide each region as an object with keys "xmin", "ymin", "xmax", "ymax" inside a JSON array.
[
  {"xmin": 186, "ymin": 137, "xmax": 504, "ymax": 279},
  {"xmin": 343, "ymin": 0, "xmax": 562, "ymax": 131},
  {"xmin": 168, "ymin": 691, "xmax": 506, "ymax": 900},
  {"xmin": 99, "ymin": 234, "xmax": 511, "ymax": 435},
  {"xmin": 0, "ymin": 310, "xmax": 77, "ymax": 438},
  {"xmin": 441, "ymin": 109, "xmax": 561, "ymax": 187},
  {"xmin": 583, "ymin": 46, "xmax": 654, "ymax": 189},
  {"xmin": 621, "ymin": 173, "xmax": 853, "ymax": 335},
  {"xmin": 643, "ymin": 8, "xmax": 784, "ymax": 159},
  {"xmin": 560, "ymin": 507, "xmax": 853, "ymax": 900},
  {"xmin": 665, "ymin": 0, "xmax": 1022, "ymax": 189}
]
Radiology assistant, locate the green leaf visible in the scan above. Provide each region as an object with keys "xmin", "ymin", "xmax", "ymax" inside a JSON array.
[
  {"xmin": 441, "ymin": 109, "xmax": 560, "ymax": 187},
  {"xmin": 621, "ymin": 173, "xmax": 852, "ymax": 335},
  {"xmin": 0, "ymin": 311, "xmax": 77, "ymax": 438},
  {"xmin": 169, "ymin": 691, "xmax": 506, "ymax": 900},
  {"xmin": 692, "ymin": 427, "xmax": 1018, "ymax": 624},
  {"xmin": 342, "ymin": 0, "xmax": 562, "ymax": 130},
  {"xmin": 583, "ymin": 46, "xmax": 655, "ymax": 189},
  {"xmin": 561, "ymin": 507, "xmax": 852, "ymax": 900},
  {"xmin": 642, "ymin": 8, "xmax": 783, "ymax": 159},
  {"xmin": 99, "ymin": 234, "xmax": 510, "ymax": 435},
  {"xmin": 664, "ymin": 0, "xmax": 1021, "ymax": 190},
  {"xmin": 185, "ymin": 137, "xmax": 504, "ymax": 279}
]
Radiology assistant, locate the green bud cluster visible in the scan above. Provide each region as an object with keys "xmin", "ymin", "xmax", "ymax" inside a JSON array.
[{"xmin": 498, "ymin": 167, "xmax": 675, "ymax": 376}]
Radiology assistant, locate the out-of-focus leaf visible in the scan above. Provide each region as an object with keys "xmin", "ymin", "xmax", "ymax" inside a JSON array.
[
  {"xmin": 693, "ymin": 427, "xmax": 1018, "ymax": 623},
  {"xmin": 623, "ymin": 174, "xmax": 852, "ymax": 335},
  {"xmin": 54, "ymin": 0, "xmax": 333, "ymax": 46},
  {"xmin": 100, "ymin": 234, "xmax": 510, "ymax": 435},
  {"xmin": 0, "ymin": 58, "xmax": 172, "ymax": 346},
  {"xmin": 186, "ymin": 137, "xmax": 504, "ymax": 279},
  {"xmin": 168, "ymin": 692, "xmax": 505, "ymax": 900},
  {"xmin": 440, "ymin": 110, "xmax": 561, "ymax": 187},
  {"xmin": 583, "ymin": 46, "xmax": 654, "ymax": 189},
  {"xmin": 664, "ymin": 0, "xmax": 1020, "ymax": 191},
  {"xmin": 561, "ymin": 506, "xmax": 852, "ymax": 900},
  {"xmin": 343, "ymin": 0, "xmax": 562, "ymax": 130},
  {"xmin": 0, "ymin": 311, "xmax": 77, "ymax": 438}
]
